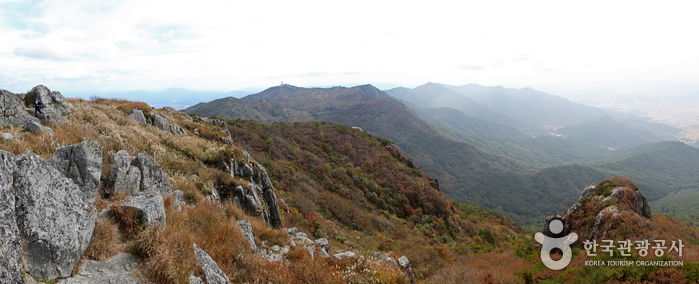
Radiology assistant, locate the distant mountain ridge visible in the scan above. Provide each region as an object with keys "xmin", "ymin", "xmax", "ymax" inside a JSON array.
[
  {"xmin": 94, "ymin": 88, "xmax": 254, "ymax": 109},
  {"xmin": 554, "ymin": 115, "xmax": 667, "ymax": 149},
  {"xmin": 182, "ymin": 83, "xmax": 699, "ymax": 227}
]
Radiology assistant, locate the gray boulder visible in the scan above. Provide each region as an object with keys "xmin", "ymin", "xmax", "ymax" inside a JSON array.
[
  {"xmin": 24, "ymin": 120, "xmax": 52, "ymax": 133},
  {"xmin": 314, "ymin": 238, "xmax": 329, "ymax": 256},
  {"xmin": 129, "ymin": 109, "xmax": 147, "ymax": 125},
  {"xmin": 1, "ymin": 132, "xmax": 14, "ymax": 140},
  {"xmin": 259, "ymin": 245, "xmax": 290, "ymax": 262},
  {"xmin": 169, "ymin": 124, "xmax": 188, "ymax": 137},
  {"xmin": 332, "ymin": 251, "xmax": 357, "ymax": 259},
  {"xmin": 27, "ymin": 85, "xmax": 71, "ymax": 121},
  {"xmin": 153, "ymin": 114, "xmax": 188, "ymax": 137},
  {"xmin": 287, "ymin": 227, "xmax": 313, "ymax": 246},
  {"xmin": 118, "ymin": 195, "xmax": 167, "ymax": 230},
  {"xmin": 106, "ymin": 150, "xmax": 142, "ymax": 195},
  {"xmin": 14, "ymin": 153, "xmax": 96, "ymax": 280},
  {"xmin": 255, "ymin": 163, "xmax": 273, "ymax": 190},
  {"xmin": 189, "ymin": 274, "xmax": 205, "ymax": 284},
  {"xmin": 47, "ymin": 140, "xmax": 103, "ymax": 202},
  {"xmin": 173, "ymin": 190, "xmax": 184, "ymax": 211},
  {"xmin": 153, "ymin": 115, "xmax": 170, "ymax": 131},
  {"xmin": 0, "ymin": 89, "xmax": 40, "ymax": 128},
  {"xmin": 256, "ymin": 164, "xmax": 282, "ymax": 228},
  {"xmin": 241, "ymin": 163, "xmax": 254, "ymax": 177},
  {"xmin": 0, "ymin": 151, "xmax": 23, "ymax": 284},
  {"xmin": 237, "ymin": 220, "xmax": 257, "ymax": 252},
  {"xmin": 221, "ymin": 131, "xmax": 233, "ymax": 145},
  {"xmin": 263, "ymin": 188, "xmax": 282, "ymax": 229},
  {"xmin": 398, "ymin": 256, "xmax": 416, "ymax": 284},
  {"xmin": 233, "ymin": 184, "xmax": 268, "ymax": 222},
  {"xmin": 62, "ymin": 253, "xmax": 140, "ymax": 284},
  {"xmin": 193, "ymin": 243, "xmax": 231, "ymax": 284},
  {"xmin": 132, "ymin": 153, "xmax": 172, "ymax": 195}
]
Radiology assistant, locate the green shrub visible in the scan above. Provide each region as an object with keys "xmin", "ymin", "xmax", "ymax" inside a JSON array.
[
  {"xmin": 586, "ymin": 215, "xmax": 597, "ymax": 226},
  {"xmin": 603, "ymin": 199, "xmax": 616, "ymax": 207},
  {"xmin": 580, "ymin": 197, "xmax": 592, "ymax": 204}
]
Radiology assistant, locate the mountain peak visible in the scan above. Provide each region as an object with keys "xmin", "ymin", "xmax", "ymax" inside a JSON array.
[{"xmin": 241, "ymin": 84, "xmax": 388, "ymax": 101}]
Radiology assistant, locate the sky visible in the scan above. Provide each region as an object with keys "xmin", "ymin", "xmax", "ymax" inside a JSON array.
[{"xmin": 2, "ymin": 0, "xmax": 699, "ymax": 99}]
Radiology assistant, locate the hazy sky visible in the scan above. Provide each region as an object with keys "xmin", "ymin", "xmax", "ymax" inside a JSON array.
[{"xmin": 2, "ymin": 0, "xmax": 698, "ymax": 98}]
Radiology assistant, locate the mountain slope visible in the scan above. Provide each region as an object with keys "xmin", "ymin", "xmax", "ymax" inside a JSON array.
[
  {"xmin": 555, "ymin": 115, "xmax": 666, "ymax": 149},
  {"xmin": 183, "ymin": 84, "xmax": 699, "ymax": 228},
  {"xmin": 0, "ymin": 95, "xmax": 530, "ymax": 283},
  {"xmin": 184, "ymin": 84, "xmax": 533, "ymax": 195},
  {"xmin": 445, "ymin": 83, "xmax": 609, "ymax": 133},
  {"xmin": 413, "ymin": 107, "xmax": 530, "ymax": 139},
  {"xmin": 386, "ymin": 84, "xmax": 527, "ymax": 130},
  {"xmin": 593, "ymin": 141, "xmax": 699, "ymax": 201}
]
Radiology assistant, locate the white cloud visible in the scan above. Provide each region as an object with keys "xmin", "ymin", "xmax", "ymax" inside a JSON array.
[{"xmin": 0, "ymin": 0, "xmax": 698, "ymax": 96}]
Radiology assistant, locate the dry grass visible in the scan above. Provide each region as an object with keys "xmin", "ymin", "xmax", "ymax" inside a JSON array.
[
  {"xmin": 136, "ymin": 201, "xmax": 249, "ymax": 283},
  {"xmin": 83, "ymin": 219, "xmax": 122, "ymax": 261}
]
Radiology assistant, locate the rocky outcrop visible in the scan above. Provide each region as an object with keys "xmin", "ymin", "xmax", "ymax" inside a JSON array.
[
  {"xmin": 577, "ymin": 183, "xmax": 651, "ymax": 219},
  {"xmin": 27, "ymin": 85, "xmax": 71, "ymax": 121},
  {"xmin": 117, "ymin": 195, "xmax": 167, "ymax": 230},
  {"xmin": 333, "ymin": 251, "xmax": 357, "ymax": 259},
  {"xmin": 129, "ymin": 109, "xmax": 148, "ymax": 125},
  {"xmin": 0, "ymin": 151, "xmax": 23, "ymax": 284},
  {"xmin": 153, "ymin": 113, "xmax": 188, "ymax": 137},
  {"xmin": 133, "ymin": 153, "xmax": 172, "ymax": 195},
  {"xmin": 62, "ymin": 254, "xmax": 141, "ymax": 284},
  {"xmin": 237, "ymin": 220, "xmax": 257, "ymax": 252},
  {"xmin": 231, "ymin": 162, "xmax": 282, "ymax": 228},
  {"xmin": 1, "ymin": 132, "xmax": 13, "ymax": 140},
  {"xmin": 398, "ymin": 256, "xmax": 416, "ymax": 284},
  {"xmin": 189, "ymin": 274, "xmax": 204, "ymax": 284},
  {"xmin": 233, "ymin": 184, "xmax": 269, "ymax": 224},
  {"xmin": 314, "ymin": 238, "xmax": 329, "ymax": 257},
  {"xmin": 24, "ymin": 120, "xmax": 53, "ymax": 133},
  {"xmin": 106, "ymin": 150, "xmax": 142, "ymax": 195},
  {"xmin": 1, "ymin": 85, "xmax": 69, "ymax": 132},
  {"xmin": 47, "ymin": 140, "xmax": 103, "ymax": 202},
  {"xmin": 193, "ymin": 243, "xmax": 231, "ymax": 284},
  {"xmin": 173, "ymin": 190, "xmax": 184, "ymax": 211},
  {"xmin": 106, "ymin": 150, "xmax": 177, "ymax": 197},
  {"xmin": 385, "ymin": 143, "xmax": 416, "ymax": 169},
  {"xmin": 221, "ymin": 130, "xmax": 233, "ymax": 145},
  {"xmin": 0, "ymin": 89, "xmax": 40, "ymax": 128},
  {"xmin": 14, "ymin": 152, "xmax": 96, "ymax": 280},
  {"xmin": 558, "ymin": 177, "xmax": 654, "ymax": 243}
]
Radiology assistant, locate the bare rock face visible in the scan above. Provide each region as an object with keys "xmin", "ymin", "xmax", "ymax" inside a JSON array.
[
  {"xmin": 233, "ymin": 184, "xmax": 268, "ymax": 222},
  {"xmin": 62, "ymin": 254, "xmax": 140, "ymax": 284},
  {"xmin": 221, "ymin": 130, "xmax": 233, "ymax": 145},
  {"xmin": 14, "ymin": 153, "xmax": 96, "ymax": 280},
  {"xmin": 47, "ymin": 140, "xmax": 103, "ymax": 202},
  {"xmin": 231, "ymin": 163, "xmax": 282, "ymax": 228},
  {"xmin": 106, "ymin": 150, "xmax": 142, "ymax": 195},
  {"xmin": 153, "ymin": 113, "xmax": 188, "ymax": 137},
  {"xmin": 237, "ymin": 219, "xmax": 257, "ymax": 252},
  {"xmin": 193, "ymin": 243, "xmax": 231, "ymax": 284},
  {"xmin": 0, "ymin": 89, "xmax": 40, "ymax": 127},
  {"xmin": 398, "ymin": 256, "xmax": 416, "ymax": 284},
  {"xmin": 0, "ymin": 151, "xmax": 23, "ymax": 284},
  {"xmin": 26, "ymin": 85, "xmax": 71, "ymax": 122},
  {"xmin": 132, "ymin": 153, "xmax": 172, "ymax": 195},
  {"xmin": 129, "ymin": 109, "xmax": 148, "ymax": 125},
  {"xmin": 24, "ymin": 120, "xmax": 53, "ymax": 133},
  {"xmin": 118, "ymin": 195, "xmax": 167, "ymax": 230}
]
